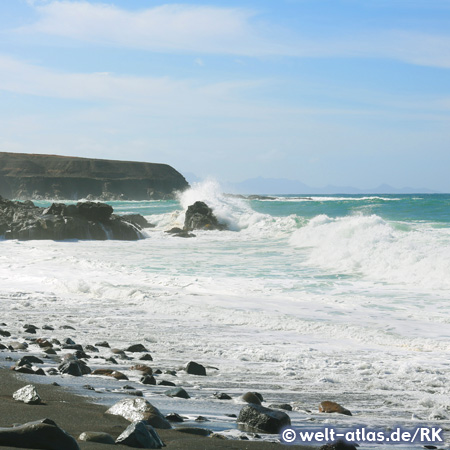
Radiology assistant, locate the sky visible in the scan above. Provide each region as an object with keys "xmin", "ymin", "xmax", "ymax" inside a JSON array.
[{"xmin": 0, "ymin": 0, "xmax": 449, "ymax": 191}]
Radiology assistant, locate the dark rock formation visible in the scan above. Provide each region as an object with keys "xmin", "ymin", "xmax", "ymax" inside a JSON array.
[
  {"xmin": 0, "ymin": 152, "xmax": 188, "ymax": 200},
  {"xmin": 184, "ymin": 201, "xmax": 227, "ymax": 231},
  {"xmin": 164, "ymin": 387, "xmax": 190, "ymax": 399},
  {"xmin": 185, "ymin": 361, "xmax": 207, "ymax": 376},
  {"xmin": 0, "ymin": 196, "xmax": 144, "ymax": 240},
  {"xmin": 238, "ymin": 404, "xmax": 291, "ymax": 434},
  {"xmin": 0, "ymin": 418, "xmax": 79, "ymax": 450},
  {"xmin": 115, "ymin": 421, "xmax": 164, "ymax": 448},
  {"xmin": 78, "ymin": 431, "xmax": 115, "ymax": 445},
  {"xmin": 242, "ymin": 392, "xmax": 263, "ymax": 405}
]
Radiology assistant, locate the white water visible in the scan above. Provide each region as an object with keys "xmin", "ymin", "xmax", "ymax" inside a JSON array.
[{"xmin": 1, "ymin": 183, "xmax": 450, "ymax": 447}]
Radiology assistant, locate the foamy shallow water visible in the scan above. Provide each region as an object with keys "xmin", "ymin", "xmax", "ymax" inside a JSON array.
[{"xmin": 1, "ymin": 184, "xmax": 450, "ymax": 448}]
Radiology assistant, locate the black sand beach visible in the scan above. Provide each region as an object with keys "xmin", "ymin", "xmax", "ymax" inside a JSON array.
[{"xmin": 0, "ymin": 366, "xmax": 316, "ymax": 449}]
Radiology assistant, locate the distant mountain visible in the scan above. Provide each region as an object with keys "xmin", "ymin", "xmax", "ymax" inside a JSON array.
[{"xmin": 230, "ymin": 177, "xmax": 439, "ymax": 195}]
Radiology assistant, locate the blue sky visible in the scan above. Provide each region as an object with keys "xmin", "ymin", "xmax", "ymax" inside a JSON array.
[{"xmin": 0, "ymin": 0, "xmax": 449, "ymax": 190}]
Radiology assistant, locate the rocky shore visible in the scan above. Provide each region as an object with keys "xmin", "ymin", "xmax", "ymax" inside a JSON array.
[
  {"xmin": 0, "ymin": 196, "xmax": 152, "ymax": 240},
  {"xmin": 0, "ymin": 318, "xmax": 357, "ymax": 450}
]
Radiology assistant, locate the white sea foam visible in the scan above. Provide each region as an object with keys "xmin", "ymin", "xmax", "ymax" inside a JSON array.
[{"xmin": 290, "ymin": 214, "xmax": 450, "ymax": 290}]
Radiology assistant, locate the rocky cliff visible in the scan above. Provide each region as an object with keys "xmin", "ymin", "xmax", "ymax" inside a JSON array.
[{"xmin": 0, "ymin": 152, "xmax": 189, "ymax": 200}]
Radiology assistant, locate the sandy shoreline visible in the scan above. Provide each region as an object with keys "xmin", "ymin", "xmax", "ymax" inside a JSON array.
[{"xmin": 0, "ymin": 363, "xmax": 316, "ymax": 449}]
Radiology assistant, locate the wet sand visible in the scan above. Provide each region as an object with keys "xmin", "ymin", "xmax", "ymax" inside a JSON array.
[{"xmin": 0, "ymin": 366, "xmax": 315, "ymax": 449}]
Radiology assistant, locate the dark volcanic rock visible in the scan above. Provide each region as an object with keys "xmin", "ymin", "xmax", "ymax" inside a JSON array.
[
  {"xmin": 238, "ymin": 404, "xmax": 291, "ymax": 434},
  {"xmin": 242, "ymin": 392, "xmax": 263, "ymax": 405},
  {"xmin": 0, "ymin": 418, "xmax": 79, "ymax": 450},
  {"xmin": 78, "ymin": 431, "xmax": 115, "ymax": 445},
  {"xmin": 184, "ymin": 201, "xmax": 226, "ymax": 231},
  {"xmin": 185, "ymin": 361, "xmax": 207, "ymax": 376},
  {"xmin": 0, "ymin": 152, "xmax": 188, "ymax": 201},
  {"xmin": 126, "ymin": 343, "xmax": 149, "ymax": 352},
  {"xmin": 115, "ymin": 421, "xmax": 164, "ymax": 448},
  {"xmin": 58, "ymin": 358, "xmax": 91, "ymax": 376},
  {"xmin": 164, "ymin": 387, "xmax": 190, "ymax": 399},
  {"xmin": 0, "ymin": 196, "xmax": 143, "ymax": 240}
]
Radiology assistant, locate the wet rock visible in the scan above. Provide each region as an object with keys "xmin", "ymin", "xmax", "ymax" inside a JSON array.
[
  {"xmin": 36, "ymin": 338, "xmax": 53, "ymax": 348},
  {"xmin": 85, "ymin": 344, "xmax": 99, "ymax": 352},
  {"xmin": 17, "ymin": 356, "xmax": 44, "ymax": 366},
  {"xmin": 61, "ymin": 325, "xmax": 76, "ymax": 330},
  {"xmin": 185, "ymin": 361, "xmax": 206, "ymax": 376},
  {"xmin": 58, "ymin": 358, "xmax": 91, "ymax": 376},
  {"xmin": 145, "ymin": 413, "xmax": 172, "ymax": 430},
  {"xmin": 43, "ymin": 348, "xmax": 57, "ymax": 355},
  {"xmin": 238, "ymin": 404, "xmax": 291, "ymax": 434},
  {"xmin": 165, "ymin": 413, "xmax": 184, "ymax": 423},
  {"xmin": 319, "ymin": 401, "xmax": 352, "ymax": 416},
  {"xmin": 24, "ymin": 327, "xmax": 36, "ymax": 334},
  {"xmin": 122, "ymin": 214, "xmax": 155, "ymax": 229},
  {"xmin": 12, "ymin": 366, "xmax": 36, "ymax": 375},
  {"xmin": 13, "ymin": 385, "xmax": 42, "ymax": 405},
  {"xmin": 164, "ymin": 387, "xmax": 190, "ymax": 399},
  {"xmin": 106, "ymin": 397, "xmax": 164, "ymax": 423},
  {"xmin": 153, "ymin": 369, "xmax": 162, "ymax": 374},
  {"xmin": 9, "ymin": 341, "xmax": 27, "ymax": 350},
  {"xmin": 195, "ymin": 416, "xmax": 209, "ymax": 422},
  {"xmin": 78, "ymin": 431, "xmax": 115, "ymax": 445},
  {"xmin": 42, "ymin": 325, "xmax": 54, "ymax": 331},
  {"xmin": 105, "ymin": 356, "xmax": 118, "ymax": 364},
  {"xmin": 158, "ymin": 380, "xmax": 175, "ymax": 387},
  {"xmin": 91, "ymin": 369, "xmax": 128, "ymax": 380},
  {"xmin": 139, "ymin": 353, "xmax": 153, "ymax": 361},
  {"xmin": 269, "ymin": 403, "xmax": 292, "ymax": 411},
  {"xmin": 242, "ymin": 392, "xmax": 262, "ymax": 405},
  {"xmin": 0, "ymin": 418, "xmax": 79, "ymax": 450},
  {"xmin": 64, "ymin": 337, "xmax": 76, "ymax": 345},
  {"xmin": 131, "ymin": 364, "xmax": 153, "ymax": 375},
  {"xmin": 46, "ymin": 368, "xmax": 59, "ymax": 375},
  {"xmin": 0, "ymin": 343, "xmax": 7, "ymax": 350},
  {"xmin": 0, "ymin": 329, "xmax": 11, "ymax": 337},
  {"xmin": 184, "ymin": 201, "xmax": 227, "ymax": 231},
  {"xmin": 126, "ymin": 343, "xmax": 149, "ymax": 352},
  {"xmin": 141, "ymin": 375, "xmax": 156, "ymax": 385},
  {"xmin": 95, "ymin": 341, "xmax": 110, "ymax": 348},
  {"xmin": 214, "ymin": 392, "xmax": 232, "ymax": 400},
  {"xmin": 111, "ymin": 348, "xmax": 130, "ymax": 359},
  {"xmin": 115, "ymin": 421, "xmax": 164, "ymax": 449}
]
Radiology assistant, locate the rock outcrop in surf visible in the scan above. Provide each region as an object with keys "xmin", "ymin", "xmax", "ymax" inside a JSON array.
[
  {"xmin": 0, "ymin": 196, "xmax": 144, "ymax": 240},
  {"xmin": 0, "ymin": 152, "xmax": 189, "ymax": 200}
]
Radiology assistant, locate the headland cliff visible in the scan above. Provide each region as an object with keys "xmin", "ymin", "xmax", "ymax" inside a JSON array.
[{"xmin": 0, "ymin": 152, "xmax": 189, "ymax": 200}]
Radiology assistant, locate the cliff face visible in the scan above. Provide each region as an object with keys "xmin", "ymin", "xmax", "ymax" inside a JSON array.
[{"xmin": 0, "ymin": 152, "xmax": 189, "ymax": 200}]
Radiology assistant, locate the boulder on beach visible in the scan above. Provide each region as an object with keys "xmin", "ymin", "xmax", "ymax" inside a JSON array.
[
  {"xmin": 319, "ymin": 401, "xmax": 352, "ymax": 416},
  {"xmin": 126, "ymin": 343, "xmax": 149, "ymax": 352},
  {"xmin": 115, "ymin": 421, "xmax": 164, "ymax": 449},
  {"xmin": 0, "ymin": 418, "xmax": 79, "ymax": 450},
  {"xmin": 106, "ymin": 397, "xmax": 164, "ymax": 423},
  {"xmin": 78, "ymin": 431, "xmax": 115, "ymax": 445},
  {"xmin": 238, "ymin": 403, "xmax": 291, "ymax": 434},
  {"xmin": 13, "ymin": 385, "xmax": 42, "ymax": 405}
]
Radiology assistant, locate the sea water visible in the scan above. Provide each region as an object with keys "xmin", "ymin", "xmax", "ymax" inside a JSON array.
[{"xmin": 1, "ymin": 181, "xmax": 450, "ymax": 447}]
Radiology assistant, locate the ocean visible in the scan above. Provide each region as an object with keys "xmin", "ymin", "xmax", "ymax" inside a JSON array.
[{"xmin": 1, "ymin": 181, "xmax": 450, "ymax": 447}]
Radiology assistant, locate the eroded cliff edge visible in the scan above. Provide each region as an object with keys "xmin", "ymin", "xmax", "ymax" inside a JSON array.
[{"xmin": 0, "ymin": 152, "xmax": 189, "ymax": 200}]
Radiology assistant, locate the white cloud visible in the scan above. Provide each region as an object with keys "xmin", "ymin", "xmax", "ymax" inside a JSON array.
[{"xmin": 16, "ymin": 1, "xmax": 450, "ymax": 69}]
